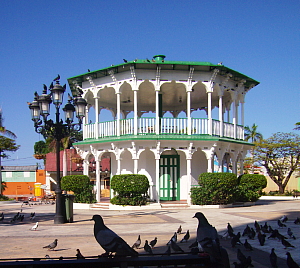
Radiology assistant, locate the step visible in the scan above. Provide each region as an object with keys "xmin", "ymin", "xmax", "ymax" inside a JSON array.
[{"xmin": 90, "ymin": 202, "xmax": 110, "ymax": 210}]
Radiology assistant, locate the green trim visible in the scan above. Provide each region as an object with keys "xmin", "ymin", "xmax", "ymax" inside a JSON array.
[{"xmin": 74, "ymin": 134, "xmax": 253, "ymax": 146}]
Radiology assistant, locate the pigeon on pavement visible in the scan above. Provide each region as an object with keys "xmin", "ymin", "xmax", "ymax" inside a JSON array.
[
  {"xmin": 277, "ymin": 219, "xmax": 286, "ymax": 228},
  {"xmin": 76, "ymin": 249, "xmax": 85, "ymax": 259},
  {"xmin": 30, "ymin": 222, "xmax": 39, "ymax": 231},
  {"xmin": 132, "ymin": 235, "xmax": 141, "ymax": 249},
  {"xmin": 280, "ymin": 215, "xmax": 288, "ymax": 223},
  {"xmin": 167, "ymin": 232, "xmax": 177, "ymax": 245},
  {"xmin": 281, "ymin": 238, "xmax": 295, "ymax": 249},
  {"xmin": 149, "ymin": 237, "xmax": 157, "ymax": 248},
  {"xmin": 91, "ymin": 214, "xmax": 138, "ymax": 257},
  {"xmin": 286, "ymin": 252, "xmax": 299, "ymax": 268},
  {"xmin": 177, "ymin": 225, "xmax": 182, "ymax": 234},
  {"xmin": 180, "ymin": 230, "xmax": 190, "ymax": 243},
  {"xmin": 143, "ymin": 240, "xmax": 153, "ymax": 254},
  {"xmin": 0, "ymin": 212, "xmax": 4, "ymax": 221},
  {"xmin": 269, "ymin": 248, "xmax": 278, "ymax": 268},
  {"xmin": 193, "ymin": 212, "xmax": 230, "ymax": 268},
  {"xmin": 243, "ymin": 239, "xmax": 253, "ymax": 251},
  {"xmin": 43, "ymin": 239, "xmax": 58, "ymax": 251}
]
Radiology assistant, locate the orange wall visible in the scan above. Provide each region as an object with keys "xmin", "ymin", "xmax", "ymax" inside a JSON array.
[{"xmin": 3, "ymin": 169, "xmax": 46, "ymax": 196}]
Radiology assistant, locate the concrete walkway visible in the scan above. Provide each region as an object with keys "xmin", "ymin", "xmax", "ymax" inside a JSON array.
[{"xmin": 0, "ymin": 199, "xmax": 299, "ymax": 267}]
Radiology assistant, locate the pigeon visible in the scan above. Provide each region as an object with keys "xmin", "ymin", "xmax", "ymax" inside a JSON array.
[
  {"xmin": 149, "ymin": 237, "xmax": 157, "ymax": 248},
  {"xmin": 31, "ymin": 222, "xmax": 39, "ymax": 231},
  {"xmin": 30, "ymin": 212, "xmax": 35, "ymax": 220},
  {"xmin": 248, "ymin": 228, "xmax": 256, "ymax": 240},
  {"xmin": 143, "ymin": 240, "xmax": 153, "ymax": 254},
  {"xmin": 277, "ymin": 219, "xmax": 286, "ymax": 228},
  {"xmin": 258, "ymin": 231, "xmax": 266, "ymax": 246},
  {"xmin": 180, "ymin": 230, "xmax": 190, "ymax": 243},
  {"xmin": 43, "ymin": 239, "xmax": 58, "ymax": 251},
  {"xmin": 167, "ymin": 232, "xmax": 177, "ymax": 245},
  {"xmin": 280, "ymin": 215, "xmax": 288, "ymax": 223},
  {"xmin": 91, "ymin": 215, "xmax": 138, "ymax": 257},
  {"xmin": 286, "ymin": 252, "xmax": 299, "ymax": 268},
  {"xmin": 242, "ymin": 225, "xmax": 251, "ymax": 237},
  {"xmin": 43, "ymin": 84, "xmax": 47, "ymax": 91},
  {"xmin": 287, "ymin": 228, "xmax": 295, "ymax": 239},
  {"xmin": 76, "ymin": 249, "xmax": 85, "ymax": 259},
  {"xmin": 245, "ymin": 256, "xmax": 254, "ymax": 267},
  {"xmin": 294, "ymin": 217, "xmax": 300, "ymax": 224},
  {"xmin": 254, "ymin": 220, "xmax": 260, "ymax": 232},
  {"xmin": 53, "ymin": 74, "xmax": 60, "ymax": 81},
  {"xmin": 233, "ymin": 261, "xmax": 244, "ymax": 268},
  {"xmin": 170, "ymin": 239, "xmax": 184, "ymax": 253},
  {"xmin": 231, "ymin": 232, "xmax": 242, "ymax": 247},
  {"xmin": 132, "ymin": 235, "xmax": 141, "ymax": 249},
  {"xmin": 177, "ymin": 225, "xmax": 182, "ymax": 234},
  {"xmin": 270, "ymin": 248, "xmax": 278, "ymax": 268},
  {"xmin": 227, "ymin": 223, "xmax": 235, "ymax": 237},
  {"xmin": 243, "ymin": 239, "xmax": 253, "ymax": 251},
  {"xmin": 123, "ymin": 59, "xmax": 128, "ymax": 63},
  {"xmin": 281, "ymin": 238, "xmax": 295, "ymax": 249},
  {"xmin": 237, "ymin": 248, "xmax": 247, "ymax": 264},
  {"xmin": 261, "ymin": 222, "xmax": 270, "ymax": 233},
  {"xmin": 0, "ymin": 212, "xmax": 4, "ymax": 221},
  {"xmin": 87, "ymin": 69, "xmax": 91, "ymax": 72},
  {"xmin": 193, "ymin": 212, "xmax": 230, "ymax": 267}
]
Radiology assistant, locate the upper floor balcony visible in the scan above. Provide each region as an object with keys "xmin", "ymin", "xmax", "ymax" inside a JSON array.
[{"xmin": 83, "ymin": 117, "xmax": 244, "ymax": 141}]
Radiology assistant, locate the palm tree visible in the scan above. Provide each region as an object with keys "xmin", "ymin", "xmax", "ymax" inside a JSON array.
[
  {"xmin": 244, "ymin": 123, "xmax": 263, "ymax": 174},
  {"xmin": 0, "ymin": 108, "xmax": 18, "ymax": 194},
  {"xmin": 294, "ymin": 122, "xmax": 300, "ymax": 131}
]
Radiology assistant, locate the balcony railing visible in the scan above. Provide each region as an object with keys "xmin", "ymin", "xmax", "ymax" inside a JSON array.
[{"xmin": 83, "ymin": 118, "xmax": 244, "ymax": 140}]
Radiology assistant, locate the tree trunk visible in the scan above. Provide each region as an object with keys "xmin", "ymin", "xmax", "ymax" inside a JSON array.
[{"xmin": 278, "ymin": 184, "xmax": 285, "ymax": 194}]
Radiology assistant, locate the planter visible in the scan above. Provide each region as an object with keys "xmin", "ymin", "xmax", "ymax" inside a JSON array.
[{"xmin": 33, "ymin": 154, "xmax": 46, "ymax": 159}]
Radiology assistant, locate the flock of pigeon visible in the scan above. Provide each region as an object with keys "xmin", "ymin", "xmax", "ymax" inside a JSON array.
[{"xmin": 223, "ymin": 215, "xmax": 300, "ymax": 268}]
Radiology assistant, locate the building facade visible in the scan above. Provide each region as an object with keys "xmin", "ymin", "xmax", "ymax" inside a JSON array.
[{"xmin": 68, "ymin": 55, "xmax": 259, "ymax": 204}]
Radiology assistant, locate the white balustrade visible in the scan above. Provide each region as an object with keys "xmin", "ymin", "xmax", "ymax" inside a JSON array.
[{"xmin": 83, "ymin": 118, "xmax": 244, "ymax": 140}]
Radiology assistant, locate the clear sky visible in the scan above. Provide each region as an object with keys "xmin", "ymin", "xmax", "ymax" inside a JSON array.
[{"xmin": 1, "ymin": 0, "xmax": 299, "ymax": 167}]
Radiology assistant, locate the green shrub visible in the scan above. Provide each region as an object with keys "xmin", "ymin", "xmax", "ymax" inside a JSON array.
[
  {"xmin": 0, "ymin": 194, "xmax": 10, "ymax": 201},
  {"xmin": 235, "ymin": 174, "xmax": 267, "ymax": 202},
  {"xmin": 111, "ymin": 174, "xmax": 150, "ymax": 206},
  {"xmin": 191, "ymin": 173, "xmax": 238, "ymax": 205},
  {"xmin": 61, "ymin": 175, "xmax": 96, "ymax": 203}
]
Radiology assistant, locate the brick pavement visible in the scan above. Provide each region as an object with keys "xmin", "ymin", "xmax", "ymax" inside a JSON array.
[{"xmin": 0, "ymin": 199, "xmax": 299, "ymax": 267}]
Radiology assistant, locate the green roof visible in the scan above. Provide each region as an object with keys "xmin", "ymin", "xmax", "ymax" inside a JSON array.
[{"xmin": 68, "ymin": 55, "xmax": 259, "ymax": 91}]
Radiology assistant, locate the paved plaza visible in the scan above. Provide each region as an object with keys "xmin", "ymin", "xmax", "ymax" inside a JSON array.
[{"xmin": 0, "ymin": 199, "xmax": 299, "ymax": 267}]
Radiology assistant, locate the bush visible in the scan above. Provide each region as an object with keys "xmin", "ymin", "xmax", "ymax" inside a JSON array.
[
  {"xmin": 61, "ymin": 175, "xmax": 96, "ymax": 203},
  {"xmin": 235, "ymin": 174, "xmax": 267, "ymax": 202},
  {"xmin": 0, "ymin": 194, "xmax": 10, "ymax": 201},
  {"xmin": 191, "ymin": 173, "xmax": 238, "ymax": 205},
  {"xmin": 111, "ymin": 174, "xmax": 150, "ymax": 206}
]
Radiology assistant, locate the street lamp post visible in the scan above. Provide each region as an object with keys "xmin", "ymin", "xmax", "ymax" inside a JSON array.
[{"xmin": 29, "ymin": 76, "xmax": 87, "ymax": 224}]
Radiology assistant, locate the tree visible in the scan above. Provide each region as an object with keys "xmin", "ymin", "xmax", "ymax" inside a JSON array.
[
  {"xmin": 0, "ymin": 109, "xmax": 19, "ymax": 194},
  {"xmin": 253, "ymin": 132, "xmax": 300, "ymax": 194},
  {"xmin": 294, "ymin": 122, "xmax": 300, "ymax": 131},
  {"xmin": 244, "ymin": 123, "xmax": 263, "ymax": 173}
]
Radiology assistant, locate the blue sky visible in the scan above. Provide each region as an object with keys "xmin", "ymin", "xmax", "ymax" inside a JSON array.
[{"xmin": 1, "ymin": 0, "xmax": 299, "ymax": 166}]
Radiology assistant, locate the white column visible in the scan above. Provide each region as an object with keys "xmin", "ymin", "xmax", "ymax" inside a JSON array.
[
  {"xmin": 219, "ymin": 94, "xmax": 223, "ymax": 137},
  {"xmin": 96, "ymin": 159, "xmax": 101, "ymax": 202},
  {"xmin": 186, "ymin": 158, "xmax": 192, "ymax": 205},
  {"xmin": 83, "ymin": 106, "xmax": 88, "ymax": 140},
  {"xmin": 133, "ymin": 89, "xmax": 138, "ymax": 135},
  {"xmin": 117, "ymin": 157, "xmax": 121, "ymax": 175},
  {"xmin": 187, "ymin": 90, "xmax": 191, "ymax": 135},
  {"xmin": 233, "ymin": 101, "xmax": 237, "ymax": 139},
  {"xmin": 155, "ymin": 158, "xmax": 160, "ymax": 203},
  {"xmin": 94, "ymin": 97, "xmax": 99, "ymax": 139},
  {"xmin": 207, "ymin": 91, "xmax": 212, "ymax": 135},
  {"xmin": 116, "ymin": 92, "xmax": 121, "ymax": 136},
  {"xmin": 133, "ymin": 158, "xmax": 138, "ymax": 174},
  {"xmin": 207, "ymin": 156, "xmax": 212, "ymax": 173},
  {"xmin": 155, "ymin": 90, "xmax": 160, "ymax": 134},
  {"xmin": 83, "ymin": 159, "xmax": 89, "ymax": 176},
  {"xmin": 241, "ymin": 101, "xmax": 245, "ymax": 126}
]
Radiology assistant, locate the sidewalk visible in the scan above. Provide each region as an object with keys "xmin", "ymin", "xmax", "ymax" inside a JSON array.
[{"xmin": 0, "ymin": 199, "xmax": 299, "ymax": 267}]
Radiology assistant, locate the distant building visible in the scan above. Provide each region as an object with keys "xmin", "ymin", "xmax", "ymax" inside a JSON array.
[{"xmin": 2, "ymin": 165, "xmax": 45, "ymax": 200}]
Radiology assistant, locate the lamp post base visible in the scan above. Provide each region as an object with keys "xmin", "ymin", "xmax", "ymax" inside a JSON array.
[{"xmin": 54, "ymin": 189, "xmax": 66, "ymax": 224}]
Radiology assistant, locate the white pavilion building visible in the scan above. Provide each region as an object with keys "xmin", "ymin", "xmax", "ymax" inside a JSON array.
[{"xmin": 68, "ymin": 55, "xmax": 259, "ymax": 204}]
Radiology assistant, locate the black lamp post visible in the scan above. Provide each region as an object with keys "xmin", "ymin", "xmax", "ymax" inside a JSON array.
[{"xmin": 29, "ymin": 77, "xmax": 87, "ymax": 224}]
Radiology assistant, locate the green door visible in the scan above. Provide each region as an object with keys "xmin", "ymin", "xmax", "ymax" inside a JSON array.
[{"xmin": 159, "ymin": 155, "xmax": 180, "ymax": 201}]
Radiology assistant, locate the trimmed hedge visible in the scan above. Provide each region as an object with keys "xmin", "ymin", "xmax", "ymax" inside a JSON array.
[
  {"xmin": 191, "ymin": 173, "xmax": 238, "ymax": 205},
  {"xmin": 191, "ymin": 173, "xmax": 267, "ymax": 205},
  {"xmin": 61, "ymin": 175, "xmax": 96, "ymax": 203},
  {"xmin": 110, "ymin": 174, "xmax": 149, "ymax": 206}
]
